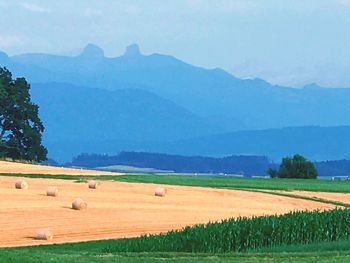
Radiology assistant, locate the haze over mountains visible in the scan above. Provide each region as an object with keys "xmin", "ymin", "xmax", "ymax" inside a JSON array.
[{"xmin": 1, "ymin": 44, "xmax": 350, "ymax": 162}]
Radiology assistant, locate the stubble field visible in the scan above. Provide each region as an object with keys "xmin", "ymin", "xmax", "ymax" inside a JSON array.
[{"xmin": 0, "ymin": 160, "xmax": 118, "ymax": 175}]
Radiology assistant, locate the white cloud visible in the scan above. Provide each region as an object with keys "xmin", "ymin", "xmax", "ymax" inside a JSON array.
[
  {"xmin": 0, "ymin": 1, "xmax": 10, "ymax": 7},
  {"xmin": 84, "ymin": 8, "xmax": 102, "ymax": 17},
  {"xmin": 186, "ymin": 0, "xmax": 258, "ymax": 14},
  {"xmin": 125, "ymin": 5, "xmax": 142, "ymax": 16},
  {"xmin": 337, "ymin": 0, "xmax": 350, "ymax": 6},
  {"xmin": 19, "ymin": 2, "xmax": 50, "ymax": 13},
  {"xmin": 0, "ymin": 35, "xmax": 22, "ymax": 48}
]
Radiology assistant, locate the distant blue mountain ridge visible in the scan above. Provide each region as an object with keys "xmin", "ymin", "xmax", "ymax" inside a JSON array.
[{"xmin": 1, "ymin": 44, "xmax": 350, "ymax": 162}]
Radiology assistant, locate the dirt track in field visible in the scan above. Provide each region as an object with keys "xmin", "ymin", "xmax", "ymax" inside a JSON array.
[
  {"xmin": 0, "ymin": 176, "xmax": 334, "ymax": 247},
  {"xmin": 284, "ymin": 190, "xmax": 350, "ymax": 204},
  {"xmin": 0, "ymin": 161, "xmax": 119, "ymax": 175}
]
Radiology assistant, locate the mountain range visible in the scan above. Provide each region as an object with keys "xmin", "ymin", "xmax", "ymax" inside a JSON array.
[{"xmin": 1, "ymin": 44, "xmax": 350, "ymax": 162}]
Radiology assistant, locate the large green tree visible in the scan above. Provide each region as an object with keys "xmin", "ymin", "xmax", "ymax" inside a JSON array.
[
  {"xmin": 268, "ymin": 154, "xmax": 318, "ymax": 179},
  {"xmin": 0, "ymin": 67, "xmax": 47, "ymax": 162}
]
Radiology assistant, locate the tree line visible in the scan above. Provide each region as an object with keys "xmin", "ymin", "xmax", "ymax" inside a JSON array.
[
  {"xmin": 70, "ymin": 151, "xmax": 271, "ymax": 176},
  {"xmin": 70, "ymin": 152, "xmax": 325, "ymax": 178}
]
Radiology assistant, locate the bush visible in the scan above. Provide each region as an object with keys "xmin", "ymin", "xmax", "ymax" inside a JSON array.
[{"xmin": 268, "ymin": 154, "xmax": 318, "ymax": 179}]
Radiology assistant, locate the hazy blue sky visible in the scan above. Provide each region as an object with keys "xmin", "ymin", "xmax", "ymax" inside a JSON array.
[{"xmin": 1, "ymin": 0, "xmax": 350, "ymax": 87}]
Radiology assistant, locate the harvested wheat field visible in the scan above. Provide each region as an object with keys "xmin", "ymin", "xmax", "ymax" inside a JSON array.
[
  {"xmin": 0, "ymin": 176, "xmax": 334, "ymax": 247},
  {"xmin": 0, "ymin": 161, "xmax": 119, "ymax": 175}
]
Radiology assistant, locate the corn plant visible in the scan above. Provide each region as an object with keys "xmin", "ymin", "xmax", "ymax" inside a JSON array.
[{"xmin": 103, "ymin": 208, "xmax": 350, "ymax": 253}]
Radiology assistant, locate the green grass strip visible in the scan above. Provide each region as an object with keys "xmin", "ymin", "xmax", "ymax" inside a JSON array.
[
  {"xmin": 245, "ymin": 189, "xmax": 350, "ymax": 208},
  {"xmin": 2, "ymin": 173, "xmax": 350, "ymax": 193}
]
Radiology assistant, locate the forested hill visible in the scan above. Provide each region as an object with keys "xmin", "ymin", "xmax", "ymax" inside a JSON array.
[
  {"xmin": 69, "ymin": 152, "xmax": 271, "ymax": 176},
  {"xmin": 68, "ymin": 152, "xmax": 350, "ymax": 177},
  {"xmin": 315, "ymin": 160, "xmax": 350, "ymax": 177}
]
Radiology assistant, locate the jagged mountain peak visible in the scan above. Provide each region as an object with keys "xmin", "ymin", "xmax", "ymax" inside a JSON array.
[
  {"xmin": 123, "ymin": 43, "xmax": 141, "ymax": 57},
  {"xmin": 0, "ymin": 50, "xmax": 9, "ymax": 61},
  {"xmin": 80, "ymin": 43, "xmax": 104, "ymax": 58}
]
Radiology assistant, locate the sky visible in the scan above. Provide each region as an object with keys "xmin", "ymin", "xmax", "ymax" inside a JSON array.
[{"xmin": 0, "ymin": 0, "xmax": 350, "ymax": 87}]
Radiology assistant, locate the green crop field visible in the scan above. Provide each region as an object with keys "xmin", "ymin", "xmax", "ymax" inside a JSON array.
[
  {"xmin": 101, "ymin": 208, "xmax": 350, "ymax": 254},
  {"xmin": 2, "ymin": 173, "xmax": 350, "ymax": 193},
  {"xmin": 113, "ymin": 174, "xmax": 350, "ymax": 193}
]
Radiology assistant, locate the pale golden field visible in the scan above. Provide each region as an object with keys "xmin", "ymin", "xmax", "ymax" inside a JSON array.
[{"xmin": 0, "ymin": 161, "xmax": 118, "ymax": 175}]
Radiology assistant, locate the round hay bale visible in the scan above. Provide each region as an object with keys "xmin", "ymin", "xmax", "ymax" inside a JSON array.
[
  {"xmin": 88, "ymin": 180, "xmax": 100, "ymax": 189},
  {"xmin": 72, "ymin": 198, "xmax": 87, "ymax": 210},
  {"xmin": 15, "ymin": 179, "xmax": 29, "ymax": 190},
  {"xmin": 46, "ymin": 186, "xmax": 58, "ymax": 197},
  {"xmin": 155, "ymin": 187, "xmax": 167, "ymax": 197},
  {"xmin": 35, "ymin": 228, "xmax": 53, "ymax": 240}
]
